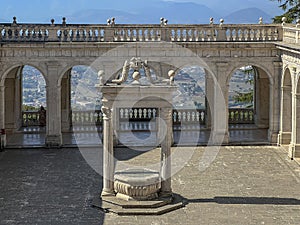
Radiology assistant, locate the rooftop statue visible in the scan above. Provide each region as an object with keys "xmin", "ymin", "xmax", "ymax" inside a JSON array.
[
  {"xmin": 110, "ymin": 57, "xmax": 175, "ymax": 86},
  {"xmin": 111, "ymin": 57, "xmax": 153, "ymax": 85}
]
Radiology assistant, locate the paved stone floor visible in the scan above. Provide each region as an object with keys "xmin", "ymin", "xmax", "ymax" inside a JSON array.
[
  {"xmin": 6, "ymin": 124, "xmax": 268, "ymax": 148},
  {"xmin": 1, "ymin": 146, "xmax": 299, "ymax": 225}
]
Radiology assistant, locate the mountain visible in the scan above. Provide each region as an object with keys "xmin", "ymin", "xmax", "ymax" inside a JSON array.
[
  {"xmin": 225, "ymin": 8, "xmax": 272, "ymax": 24},
  {"xmin": 0, "ymin": 0, "xmax": 281, "ymax": 24},
  {"xmin": 45, "ymin": 1, "xmax": 219, "ymax": 24}
]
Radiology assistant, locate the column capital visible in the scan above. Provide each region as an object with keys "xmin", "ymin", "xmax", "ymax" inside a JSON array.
[{"xmin": 101, "ymin": 106, "xmax": 112, "ymax": 119}]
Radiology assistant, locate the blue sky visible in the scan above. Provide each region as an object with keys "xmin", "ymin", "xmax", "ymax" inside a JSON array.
[{"xmin": 0, "ymin": 0, "xmax": 282, "ymax": 23}]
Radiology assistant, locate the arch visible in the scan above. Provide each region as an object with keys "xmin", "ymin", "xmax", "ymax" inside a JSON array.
[
  {"xmin": 227, "ymin": 63, "xmax": 272, "ymax": 142},
  {"xmin": 226, "ymin": 62, "xmax": 274, "ymax": 87},
  {"xmin": 282, "ymin": 67, "xmax": 292, "ymax": 87},
  {"xmin": 2, "ymin": 64, "xmax": 47, "ymax": 133},
  {"xmin": 0, "ymin": 62, "xmax": 48, "ymax": 86},
  {"xmin": 60, "ymin": 64, "xmax": 99, "ymax": 132},
  {"xmin": 57, "ymin": 62, "xmax": 98, "ymax": 87}
]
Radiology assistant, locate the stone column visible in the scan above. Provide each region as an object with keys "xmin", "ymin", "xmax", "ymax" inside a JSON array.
[
  {"xmin": 61, "ymin": 72, "xmax": 71, "ymax": 132},
  {"xmin": 289, "ymin": 93, "xmax": 300, "ymax": 158},
  {"xmin": 45, "ymin": 63, "xmax": 62, "ymax": 147},
  {"xmin": 160, "ymin": 107, "xmax": 172, "ymax": 197},
  {"xmin": 205, "ymin": 75, "xmax": 214, "ymax": 129},
  {"xmin": 101, "ymin": 106, "xmax": 115, "ymax": 196},
  {"xmin": 0, "ymin": 85, "xmax": 6, "ymax": 148},
  {"xmin": 268, "ymin": 62, "xmax": 281, "ymax": 144},
  {"xmin": 15, "ymin": 67, "xmax": 22, "ymax": 129},
  {"xmin": 211, "ymin": 62, "xmax": 229, "ymax": 144},
  {"xmin": 255, "ymin": 70, "xmax": 270, "ymax": 129},
  {"xmin": 0, "ymin": 86, "xmax": 5, "ymax": 129},
  {"xmin": 46, "ymin": 84, "xmax": 62, "ymax": 147},
  {"xmin": 278, "ymin": 85, "xmax": 292, "ymax": 145}
]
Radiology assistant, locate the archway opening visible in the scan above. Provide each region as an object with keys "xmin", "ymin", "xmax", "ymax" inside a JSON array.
[
  {"xmin": 22, "ymin": 65, "xmax": 47, "ymax": 130},
  {"xmin": 60, "ymin": 65, "xmax": 99, "ymax": 134},
  {"xmin": 173, "ymin": 65, "xmax": 208, "ymax": 145},
  {"xmin": 228, "ymin": 65, "xmax": 270, "ymax": 143},
  {"xmin": 4, "ymin": 65, "xmax": 46, "ymax": 134}
]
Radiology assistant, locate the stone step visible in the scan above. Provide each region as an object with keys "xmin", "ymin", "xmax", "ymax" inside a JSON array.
[
  {"xmin": 102, "ymin": 196, "xmax": 173, "ymax": 209},
  {"xmin": 92, "ymin": 195, "xmax": 185, "ymax": 215}
]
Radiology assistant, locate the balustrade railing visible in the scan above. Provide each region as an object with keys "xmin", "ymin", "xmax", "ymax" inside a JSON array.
[
  {"xmin": 0, "ymin": 22, "xmax": 283, "ymax": 43},
  {"xmin": 119, "ymin": 108, "xmax": 158, "ymax": 121},
  {"xmin": 71, "ymin": 110, "xmax": 103, "ymax": 125},
  {"xmin": 173, "ymin": 109, "xmax": 206, "ymax": 125},
  {"xmin": 282, "ymin": 24, "xmax": 300, "ymax": 44},
  {"xmin": 21, "ymin": 108, "xmax": 254, "ymax": 128},
  {"xmin": 228, "ymin": 108, "xmax": 254, "ymax": 124},
  {"xmin": 22, "ymin": 111, "xmax": 40, "ymax": 126}
]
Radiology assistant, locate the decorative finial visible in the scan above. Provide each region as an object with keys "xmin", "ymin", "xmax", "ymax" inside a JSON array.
[
  {"xmin": 297, "ymin": 19, "xmax": 300, "ymax": 27},
  {"xmin": 168, "ymin": 70, "xmax": 176, "ymax": 85},
  {"xmin": 107, "ymin": 17, "xmax": 115, "ymax": 26},
  {"xmin": 132, "ymin": 71, "xmax": 141, "ymax": 85},
  {"xmin": 51, "ymin": 19, "xmax": 55, "ymax": 25},
  {"xmin": 62, "ymin": 17, "xmax": 66, "ymax": 26},
  {"xmin": 259, "ymin": 17, "xmax": 263, "ymax": 24},
  {"xmin": 160, "ymin": 17, "xmax": 168, "ymax": 26},
  {"xmin": 282, "ymin": 17, "xmax": 287, "ymax": 26},
  {"xmin": 219, "ymin": 18, "xmax": 224, "ymax": 27},
  {"xmin": 160, "ymin": 17, "xmax": 164, "ymax": 25},
  {"xmin": 98, "ymin": 70, "xmax": 104, "ymax": 85},
  {"xmin": 111, "ymin": 17, "xmax": 115, "ymax": 25},
  {"xmin": 12, "ymin": 16, "xmax": 17, "ymax": 24},
  {"xmin": 210, "ymin": 17, "xmax": 214, "ymax": 25}
]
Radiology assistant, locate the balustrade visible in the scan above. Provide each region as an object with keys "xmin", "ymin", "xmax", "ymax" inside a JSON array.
[
  {"xmin": 283, "ymin": 24, "xmax": 300, "ymax": 44},
  {"xmin": 228, "ymin": 108, "xmax": 254, "ymax": 124},
  {"xmin": 22, "ymin": 111, "xmax": 40, "ymax": 126},
  {"xmin": 0, "ymin": 22, "xmax": 283, "ymax": 43},
  {"xmin": 71, "ymin": 110, "xmax": 102, "ymax": 125},
  {"xmin": 21, "ymin": 108, "xmax": 254, "ymax": 128}
]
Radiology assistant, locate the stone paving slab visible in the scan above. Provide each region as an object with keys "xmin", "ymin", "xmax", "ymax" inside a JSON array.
[{"xmin": 0, "ymin": 146, "xmax": 299, "ymax": 225}]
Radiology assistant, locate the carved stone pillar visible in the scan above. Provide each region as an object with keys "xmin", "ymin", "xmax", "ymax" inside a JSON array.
[
  {"xmin": 205, "ymin": 75, "xmax": 214, "ymax": 129},
  {"xmin": 61, "ymin": 72, "xmax": 71, "ymax": 132},
  {"xmin": 289, "ymin": 93, "xmax": 300, "ymax": 158},
  {"xmin": 160, "ymin": 107, "xmax": 172, "ymax": 197},
  {"xmin": 46, "ymin": 84, "xmax": 62, "ymax": 147},
  {"xmin": 0, "ymin": 85, "xmax": 5, "ymax": 130},
  {"xmin": 101, "ymin": 106, "xmax": 115, "ymax": 196},
  {"xmin": 211, "ymin": 62, "xmax": 229, "ymax": 144},
  {"xmin": 45, "ymin": 63, "xmax": 62, "ymax": 147},
  {"xmin": 0, "ymin": 85, "xmax": 6, "ymax": 148},
  {"xmin": 278, "ymin": 85, "xmax": 292, "ymax": 145}
]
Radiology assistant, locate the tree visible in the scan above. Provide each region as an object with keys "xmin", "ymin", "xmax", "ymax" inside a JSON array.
[
  {"xmin": 233, "ymin": 66, "xmax": 254, "ymax": 108},
  {"xmin": 271, "ymin": 0, "xmax": 300, "ymax": 23}
]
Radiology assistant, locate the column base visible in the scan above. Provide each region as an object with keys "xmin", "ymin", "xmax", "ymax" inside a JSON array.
[
  {"xmin": 278, "ymin": 132, "xmax": 291, "ymax": 145},
  {"xmin": 101, "ymin": 189, "xmax": 115, "ymax": 197},
  {"xmin": 0, "ymin": 134, "xmax": 6, "ymax": 150},
  {"xmin": 210, "ymin": 130, "xmax": 229, "ymax": 145},
  {"xmin": 289, "ymin": 144, "xmax": 300, "ymax": 159},
  {"xmin": 159, "ymin": 190, "xmax": 173, "ymax": 198},
  {"xmin": 45, "ymin": 135, "xmax": 62, "ymax": 148},
  {"xmin": 268, "ymin": 131, "xmax": 279, "ymax": 144}
]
